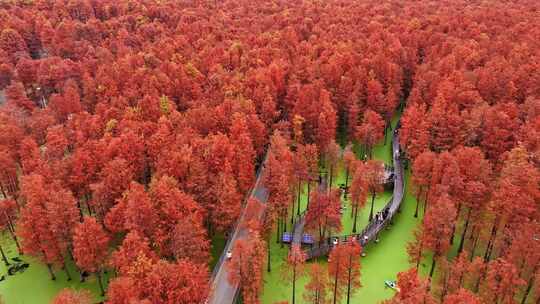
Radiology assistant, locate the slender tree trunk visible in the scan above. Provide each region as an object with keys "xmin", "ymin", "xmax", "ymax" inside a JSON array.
[
  {"xmin": 429, "ymin": 255, "xmax": 437, "ymax": 279},
  {"xmin": 352, "ymin": 204, "xmax": 359, "ymax": 233},
  {"xmin": 414, "ymin": 188, "xmax": 423, "ymax": 218},
  {"xmin": 369, "ymin": 192, "xmax": 376, "ymax": 221},
  {"xmin": 46, "ymin": 263, "xmax": 56, "ymax": 280},
  {"xmin": 0, "ymin": 244, "xmax": 9, "ymax": 266},
  {"xmin": 0, "ymin": 184, "xmax": 6, "ymax": 198},
  {"xmin": 291, "ymin": 197, "xmax": 295, "ymax": 224},
  {"xmin": 63, "ymin": 261, "xmax": 72, "ymax": 281},
  {"xmin": 333, "ymin": 257, "xmax": 340, "ymax": 304},
  {"xmin": 96, "ymin": 271, "xmax": 105, "ymax": 296},
  {"xmin": 347, "ymin": 255, "xmax": 353, "ymax": 304},
  {"xmin": 416, "ymin": 241, "xmax": 424, "ymax": 270},
  {"xmin": 345, "ymin": 167, "xmax": 350, "ymax": 191},
  {"xmin": 292, "ymin": 264, "xmax": 296, "ymax": 304},
  {"xmin": 484, "ymin": 220, "xmax": 500, "ymax": 261},
  {"xmin": 521, "ymin": 266, "xmax": 537, "ymax": 304},
  {"xmin": 457, "ymin": 209, "xmax": 471, "ymax": 254},
  {"xmin": 449, "ymin": 203, "xmax": 462, "ymax": 245},
  {"xmin": 307, "ymin": 181, "xmax": 311, "ymax": 209},
  {"xmin": 276, "ymin": 218, "xmax": 281, "ymax": 243},
  {"xmin": 470, "ymin": 229, "xmax": 479, "ymax": 262},
  {"xmin": 329, "ymin": 165, "xmax": 334, "ymax": 193},
  {"xmin": 267, "ymin": 242, "xmax": 271, "ymax": 272},
  {"xmin": 422, "ymin": 186, "xmax": 430, "ymax": 218},
  {"xmin": 5, "ymin": 215, "xmax": 23, "ymax": 255},
  {"xmin": 297, "ymin": 179, "xmax": 302, "ymax": 215}
]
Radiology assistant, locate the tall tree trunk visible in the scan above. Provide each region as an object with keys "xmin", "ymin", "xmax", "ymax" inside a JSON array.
[
  {"xmin": 368, "ymin": 192, "xmax": 376, "ymax": 221},
  {"xmin": 297, "ymin": 179, "xmax": 302, "ymax": 215},
  {"xmin": 416, "ymin": 241, "xmax": 424, "ymax": 270},
  {"xmin": 484, "ymin": 220, "xmax": 500, "ymax": 261},
  {"xmin": 457, "ymin": 209, "xmax": 472, "ymax": 254},
  {"xmin": 5, "ymin": 215, "xmax": 23, "ymax": 255},
  {"xmin": 0, "ymin": 244, "xmax": 9, "ymax": 266},
  {"xmin": 414, "ymin": 188, "xmax": 423, "ymax": 218},
  {"xmin": 422, "ymin": 186, "xmax": 430, "ymax": 218},
  {"xmin": 347, "ymin": 255, "xmax": 353, "ymax": 304},
  {"xmin": 63, "ymin": 261, "xmax": 72, "ymax": 281},
  {"xmin": 96, "ymin": 271, "xmax": 105, "ymax": 296},
  {"xmin": 276, "ymin": 218, "xmax": 281, "ymax": 243},
  {"xmin": 352, "ymin": 204, "xmax": 359, "ymax": 233},
  {"xmin": 429, "ymin": 255, "xmax": 437, "ymax": 279},
  {"xmin": 333, "ymin": 257, "xmax": 340, "ymax": 304},
  {"xmin": 267, "ymin": 242, "xmax": 271, "ymax": 272},
  {"xmin": 292, "ymin": 264, "xmax": 296, "ymax": 304},
  {"xmin": 307, "ymin": 181, "xmax": 311, "ymax": 209},
  {"xmin": 449, "ymin": 202, "xmax": 462, "ymax": 244},
  {"xmin": 470, "ymin": 229, "xmax": 479, "ymax": 262},
  {"xmin": 329, "ymin": 165, "xmax": 334, "ymax": 193},
  {"xmin": 291, "ymin": 197, "xmax": 295, "ymax": 224},
  {"xmin": 521, "ymin": 266, "xmax": 537, "ymax": 304},
  {"xmin": 46, "ymin": 263, "xmax": 56, "ymax": 280}
]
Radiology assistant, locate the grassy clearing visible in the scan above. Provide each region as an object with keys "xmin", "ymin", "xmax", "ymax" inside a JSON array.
[{"xmin": 0, "ymin": 235, "xmax": 108, "ymax": 304}]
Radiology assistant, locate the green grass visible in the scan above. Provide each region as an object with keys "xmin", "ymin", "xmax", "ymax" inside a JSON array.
[
  {"xmin": 210, "ymin": 233, "xmax": 226, "ymax": 270},
  {"xmin": 0, "ymin": 235, "xmax": 108, "ymax": 304},
  {"xmin": 261, "ymin": 115, "xmax": 431, "ymax": 304}
]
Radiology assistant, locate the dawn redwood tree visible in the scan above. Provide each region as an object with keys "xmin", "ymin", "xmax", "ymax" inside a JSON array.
[
  {"xmin": 485, "ymin": 146, "xmax": 539, "ymax": 261},
  {"xmin": 406, "ymin": 227, "xmax": 425, "ymax": 270},
  {"xmin": 342, "ymin": 145, "xmax": 356, "ymax": 194},
  {"xmin": 422, "ymin": 192, "xmax": 456, "ymax": 279},
  {"xmin": 18, "ymin": 174, "xmax": 62, "ymax": 280},
  {"xmin": 327, "ymin": 243, "xmax": 358, "ymax": 304},
  {"xmin": 505, "ymin": 222, "xmax": 540, "ymax": 304},
  {"xmin": 349, "ymin": 162, "xmax": 368, "ymax": 233},
  {"xmin": 316, "ymin": 89, "xmax": 337, "ymax": 152},
  {"xmin": 443, "ymin": 289, "xmax": 482, "ymax": 304},
  {"xmin": 325, "ymin": 140, "xmax": 340, "ymax": 191},
  {"xmin": 73, "ymin": 216, "xmax": 110, "ymax": 296},
  {"xmin": 52, "ymin": 289, "xmax": 92, "ymax": 304},
  {"xmin": 282, "ymin": 245, "xmax": 307, "ymax": 304},
  {"xmin": 230, "ymin": 112, "xmax": 256, "ymax": 194},
  {"xmin": 212, "ymin": 160, "xmax": 242, "ymax": 234},
  {"xmin": 343, "ymin": 242, "xmax": 362, "ymax": 304},
  {"xmin": 105, "ymin": 277, "xmax": 143, "ymax": 304},
  {"xmin": 227, "ymin": 231, "xmax": 266, "ymax": 304},
  {"xmin": 452, "ymin": 146, "xmax": 491, "ymax": 253},
  {"xmin": 480, "ymin": 258, "xmax": 525, "ymax": 304},
  {"xmin": 304, "ymin": 264, "xmax": 330, "ymax": 304},
  {"xmin": 0, "ymin": 199, "xmax": 21, "ymax": 254},
  {"xmin": 171, "ymin": 214, "xmax": 210, "ymax": 265},
  {"xmin": 305, "ymin": 189, "xmax": 342, "ymax": 241},
  {"xmin": 142, "ymin": 259, "xmax": 210, "ymax": 304},
  {"xmin": 411, "ymin": 150, "xmax": 436, "ymax": 218},
  {"xmin": 110, "ymin": 230, "xmax": 158, "ymax": 276},
  {"xmin": 383, "ymin": 268, "xmax": 436, "ymax": 304},
  {"xmin": 355, "ymin": 109, "xmax": 385, "ymax": 159},
  {"xmin": 363, "ymin": 160, "xmax": 385, "ymax": 221}
]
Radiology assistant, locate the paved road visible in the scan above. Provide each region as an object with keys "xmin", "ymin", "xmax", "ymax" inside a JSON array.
[{"xmin": 207, "ymin": 154, "xmax": 270, "ymax": 304}]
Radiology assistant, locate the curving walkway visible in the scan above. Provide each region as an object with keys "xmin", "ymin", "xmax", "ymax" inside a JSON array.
[{"xmin": 293, "ymin": 123, "xmax": 405, "ymax": 260}]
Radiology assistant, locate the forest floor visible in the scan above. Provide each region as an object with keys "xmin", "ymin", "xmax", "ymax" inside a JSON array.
[
  {"xmin": 261, "ymin": 118, "xmax": 437, "ymax": 304},
  {"xmin": 0, "ymin": 234, "xmax": 108, "ymax": 304}
]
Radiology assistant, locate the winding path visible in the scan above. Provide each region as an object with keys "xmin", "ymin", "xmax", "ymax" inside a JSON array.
[{"xmin": 295, "ymin": 123, "xmax": 405, "ymax": 259}]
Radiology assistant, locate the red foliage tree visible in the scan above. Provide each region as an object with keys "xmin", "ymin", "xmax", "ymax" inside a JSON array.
[
  {"xmin": 328, "ymin": 242, "xmax": 362, "ymax": 304},
  {"xmin": 422, "ymin": 192, "xmax": 456, "ymax": 279},
  {"xmin": 355, "ymin": 110, "xmax": 385, "ymax": 159},
  {"xmin": 304, "ymin": 263, "xmax": 330, "ymax": 304},
  {"xmin": 363, "ymin": 160, "xmax": 385, "ymax": 221},
  {"xmin": 227, "ymin": 231, "xmax": 266, "ymax": 304},
  {"xmin": 305, "ymin": 189, "xmax": 342, "ymax": 241},
  {"xmin": 52, "ymin": 289, "xmax": 92, "ymax": 304},
  {"xmin": 281, "ymin": 245, "xmax": 307, "ymax": 304},
  {"xmin": 73, "ymin": 216, "xmax": 110, "ymax": 295}
]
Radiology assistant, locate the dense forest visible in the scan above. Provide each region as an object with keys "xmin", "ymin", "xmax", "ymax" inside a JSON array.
[{"xmin": 0, "ymin": 0, "xmax": 538, "ymax": 303}]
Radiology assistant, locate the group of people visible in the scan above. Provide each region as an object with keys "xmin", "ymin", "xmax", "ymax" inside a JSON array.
[{"xmin": 374, "ymin": 208, "xmax": 390, "ymax": 224}]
